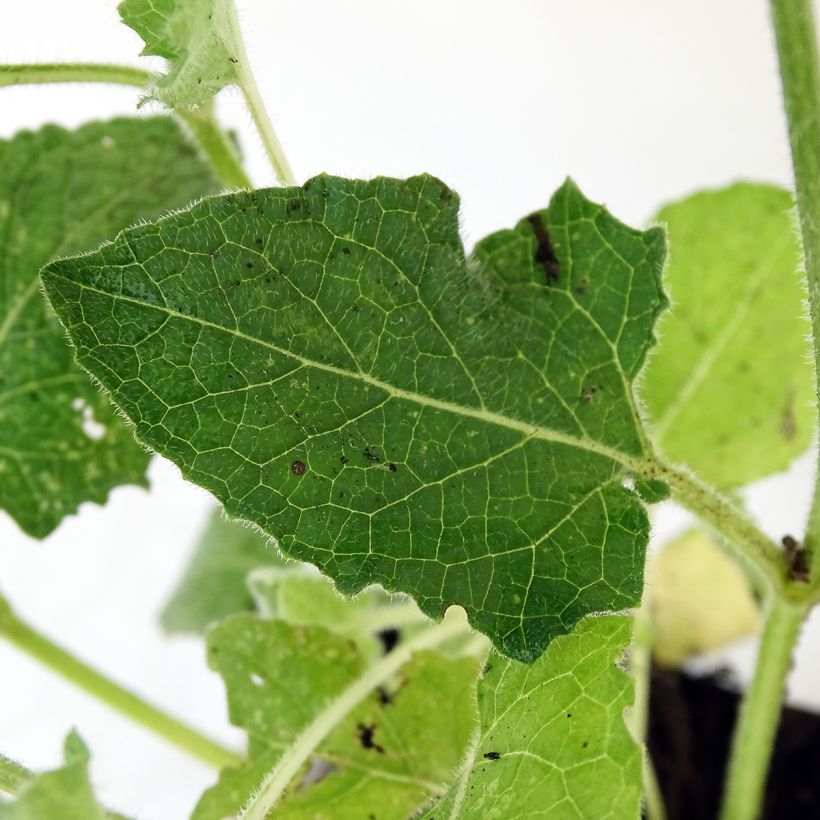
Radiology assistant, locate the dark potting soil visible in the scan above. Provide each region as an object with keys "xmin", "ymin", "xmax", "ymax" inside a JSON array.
[{"xmin": 648, "ymin": 664, "xmax": 820, "ymax": 819}]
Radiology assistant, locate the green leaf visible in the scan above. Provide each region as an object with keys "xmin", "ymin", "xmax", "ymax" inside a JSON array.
[
  {"xmin": 422, "ymin": 616, "xmax": 641, "ymax": 820},
  {"xmin": 193, "ymin": 616, "xmax": 478, "ymax": 819},
  {"xmin": 650, "ymin": 528, "xmax": 759, "ymax": 667},
  {"xmin": 161, "ymin": 508, "xmax": 281, "ymax": 633},
  {"xmin": 119, "ymin": 0, "xmax": 243, "ymax": 109},
  {"xmin": 0, "ymin": 733, "xmax": 106, "ymax": 820},
  {"xmin": 41, "ymin": 175, "xmax": 667, "ymax": 660},
  {"xmin": 641, "ymin": 183, "xmax": 813, "ymax": 488},
  {"xmin": 248, "ymin": 566, "xmax": 432, "ymax": 659},
  {"xmin": 0, "ymin": 117, "xmax": 218, "ymax": 537}
]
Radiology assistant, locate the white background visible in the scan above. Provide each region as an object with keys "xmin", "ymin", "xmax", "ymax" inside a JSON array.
[{"xmin": 2, "ymin": 1, "xmax": 820, "ymax": 817}]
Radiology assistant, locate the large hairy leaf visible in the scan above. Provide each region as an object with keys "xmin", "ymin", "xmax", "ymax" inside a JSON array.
[
  {"xmin": 194, "ymin": 616, "xmax": 478, "ymax": 819},
  {"xmin": 0, "ymin": 733, "xmax": 108, "ymax": 820},
  {"xmin": 642, "ymin": 183, "xmax": 812, "ymax": 487},
  {"xmin": 422, "ymin": 617, "xmax": 641, "ymax": 819},
  {"xmin": 0, "ymin": 117, "xmax": 217, "ymax": 537},
  {"xmin": 42, "ymin": 175, "xmax": 666, "ymax": 659},
  {"xmin": 119, "ymin": 0, "xmax": 243, "ymax": 109}
]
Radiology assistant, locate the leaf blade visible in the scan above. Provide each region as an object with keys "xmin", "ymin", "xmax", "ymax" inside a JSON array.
[
  {"xmin": 41, "ymin": 175, "xmax": 665, "ymax": 658},
  {"xmin": 0, "ymin": 117, "xmax": 218, "ymax": 537}
]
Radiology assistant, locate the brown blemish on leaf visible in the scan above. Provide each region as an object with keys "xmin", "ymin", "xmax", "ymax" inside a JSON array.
[
  {"xmin": 527, "ymin": 213, "xmax": 560, "ymax": 282},
  {"xmin": 291, "ymin": 460, "xmax": 307, "ymax": 476},
  {"xmin": 356, "ymin": 723, "xmax": 385, "ymax": 753},
  {"xmin": 781, "ymin": 391, "xmax": 797, "ymax": 440},
  {"xmin": 783, "ymin": 534, "xmax": 810, "ymax": 582}
]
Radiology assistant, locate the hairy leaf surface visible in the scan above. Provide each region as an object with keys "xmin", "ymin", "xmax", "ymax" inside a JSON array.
[
  {"xmin": 642, "ymin": 183, "xmax": 812, "ymax": 487},
  {"xmin": 42, "ymin": 175, "xmax": 666, "ymax": 659},
  {"xmin": 161, "ymin": 508, "xmax": 280, "ymax": 633},
  {"xmin": 422, "ymin": 617, "xmax": 641, "ymax": 820},
  {"xmin": 119, "ymin": 0, "xmax": 243, "ymax": 108},
  {"xmin": 0, "ymin": 733, "xmax": 107, "ymax": 820},
  {"xmin": 0, "ymin": 118, "xmax": 217, "ymax": 537},
  {"xmin": 194, "ymin": 616, "xmax": 477, "ymax": 819}
]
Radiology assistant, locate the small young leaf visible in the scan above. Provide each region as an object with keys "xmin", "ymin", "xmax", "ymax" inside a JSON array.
[
  {"xmin": 119, "ymin": 0, "xmax": 243, "ymax": 109},
  {"xmin": 0, "ymin": 732, "xmax": 107, "ymax": 820},
  {"xmin": 160, "ymin": 508, "xmax": 281, "ymax": 633},
  {"xmin": 42, "ymin": 175, "xmax": 667, "ymax": 660},
  {"xmin": 651, "ymin": 529, "xmax": 760, "ymax": 666},
  {"xmin": 0, "ymin": 118, "xmax": 218, "ymax": 537},
  {"xmin": 422, "ymin": 617, "xmax": 641, "ymax": 820},
  {"xmin": 642, "ymin": 183, "xmax": 812, "ymax": 488},
  {"xmin": 194, "ymin": 617, "xmax": 477, "ymax": 819}
]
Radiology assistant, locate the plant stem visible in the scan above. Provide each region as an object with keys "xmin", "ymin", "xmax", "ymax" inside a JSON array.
[
  {"xmin": 629, "ymin": 591, "xmax": 668, "ymax": 820},
  {"xmin": 225, "ymin": 5, "xmax": 297, "ymax": 185},
  {"xmin": 719, "ymin": 597, "xmax": 806, "ymax": 820},
  {"xmin": 770, "ymin": 0, "xmax": 820, "ymax": 580},
  {"xmin": 0, "ymin": 754, "xmax": 32, "ymax": 795},
  {"xmin": 0, "ymin": 62, "xmax": 251, "ymax": 190},
  {"xmin": 0, "ymin": 62, "xmax": 148, "ymax": 89},
  {"xmin": 0, "ymin": 594, "xmax": 240, "ymax": 770},
  {"xmin": 177, "ymin": 102, "xmax": 252, "ymax": 189},
  {"xmin": 648, "ymin": 458, "xmax": 786, "ymax": 594},
  {"xmin": 239, "ymin": 611, "xmax": 472, "ymax": 820}
]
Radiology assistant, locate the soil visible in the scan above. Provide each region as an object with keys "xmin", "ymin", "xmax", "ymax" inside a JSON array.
[{"xmin": 648, "ymin": 664, "xmax": 820, "ymax": 819}]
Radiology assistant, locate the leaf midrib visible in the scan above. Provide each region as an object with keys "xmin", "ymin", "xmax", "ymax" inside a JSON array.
[{"xmin": 47, "ymin": 271, "xmax": 651, "ymax": 475}]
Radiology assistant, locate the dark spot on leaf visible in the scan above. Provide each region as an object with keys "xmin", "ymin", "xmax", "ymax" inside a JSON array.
[
  {"xmin": 341, "ymin": 247, "xmax": 351, "ymax": 255},
  {"xmin": 526, "ymin": 213, "xmax": 560, "ymax": 282},
  {"xmin": 376, "ymin": 686, "xmax": 393, "ymax": 706},
  {"xmin": 255, "ymin": 237, "xmax": 263, "ymax": 246},
  {"xmin": 388, "ymin": 462, "xmax": 398, "ymax": 472},
  {"xmin": 340, "ymin": 455, "xmax": 349, "ymax": 464},
  {"xmin": 376, "ymin": 627, "xmax": 400, "ymax": 653},
  {"xmin": 291, "ymin": 460, "xmax": 307, "ymax": 476},
  {"xmin": 246, "ymin": 262, "xmax": 253, "ymax": 268},
  {"xmin": 483, "ymin": 751, "xmax": 501, "ymax": 760},
  {"xmin": 364, "ymin": 447, "xmax": 380, "ymax": 462},
  {"xmin": 566, "ymin": 713, "xmax": 572, "ymax": 718},
  {"xmin": 356, "ymin": 723, "xmax": 385, "ymax": 753},
  {"xmin": 580, "ymin": 386, "xmax": 598, "ymax": 402},
  {"xmin": 287, "ymin": 199, "xmax": 302, "ymax": 212}
]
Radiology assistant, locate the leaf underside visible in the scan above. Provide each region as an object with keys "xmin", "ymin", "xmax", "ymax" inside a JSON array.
[
  {"xmin": 421, "ymin": 616, "xmax": 641, "ymax": 820},
  {"xmin": 642, "ymin": 183, "xmax": 813, "ymax": 488},
  {"xmin": 119, "ymin": 0, "xmax": 243, "ymax": 109},
  {"xmin": 195, "ymin": 616, "xmax": 477, "ymax": 819},
  {"xmin": 0, "ymin": 117, "xmax": 218, "ymax": 537},
  {"xmin": 42, "ymin": 174, "xmax": 666, "ymax": 660}
]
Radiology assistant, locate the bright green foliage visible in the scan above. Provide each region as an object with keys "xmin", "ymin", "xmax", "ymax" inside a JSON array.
[
  {"xmin": 42, "ymin": 175, "xmax": 667, "ymax": 660},
  {"xmin": 161, "ymin": 508, "xmax": 280, "ymax": 633},
  {"xmin": 194, "ymin": 616, "xmax": 478, "ymax": 819},
  {"xmin": 423, "ymin": 617, "xmax": 641, "ymax": 820},
  {"xmin": 119, "ymin": 0, "xmax": 243, "ymax": 109},
  {"xmin": 642, "ymin": 183, "xmax": 812, "ymax": 488},
  {"xmin": 248, "ymin": 566, "xmax": 431, "ymax": 659},
  {"xmin": 0, "ymin": 733, "xmax": 107, "ymax": 820},
  {"xmin": 0, "ymin": 117, "xmax": 217, "ymax": 537}
]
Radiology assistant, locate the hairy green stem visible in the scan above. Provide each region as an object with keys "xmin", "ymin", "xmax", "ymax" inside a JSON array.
[
  {"xmin": 225, "ymin": 5, "xmax": 296, "ymax": 185},
  {"xmin": 719, "ymin": 597, "xmax": 806, "ymax": 820},
  {"xmin": 239, "ymin": 611, "xmax": 471, "ymax": 820},
  {"xmin": 0, "ymin": 62, "xmax": 250, "ymax": 190},
  {"xmin": 629, "ymin": 594, "xmax": 668, "ymax": 820},
  {"xmin": 0, "ymin": 754, "xmax": 32, "ymax": 795},
  {"xmin": 0, "ymin": 62, "xmax": 148, "ymax": 89},
  {"xmin": 647, "ymin": 458, "xmax": 786, "ymax": 594},
  {"xmin": 770, "ymin": 0, "xmax": 820, "ymax": 580},
  {"xmin": 0, "ymin": 594, "xmax": 240, "ymax": 770}
]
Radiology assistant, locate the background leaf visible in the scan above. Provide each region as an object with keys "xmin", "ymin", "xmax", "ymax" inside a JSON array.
[
  {"xmin": 42, "ymin": 174, "xmax": 666, "ymax": 660},
  {"xmin": 422, "ymin": 616, "xmax": 641, "ymax": 820},
  {"xmin": 194, "ymin": 617, "xmax": 478, "ymax": 819},
  {"xmin": 641, "ymin": 183, "xmax": 812, "ymax": 488},
  {"xmin": 0, "ymin": 117, "xmax": 218, "ymax": 537},
  {"xmin": 650, "ymin": 528, "xmax": 760, "ymax": 666},
  {"xmin": 0, "ymin": 733, "xmax": 107, "ymax": 820},
  {"xmin": 161, "ymin": 508, "xmax": 280, "ymax": 633},
  {"xmin": 119, "ymin": 0, "xmax": 243, "ymax": 109}
]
